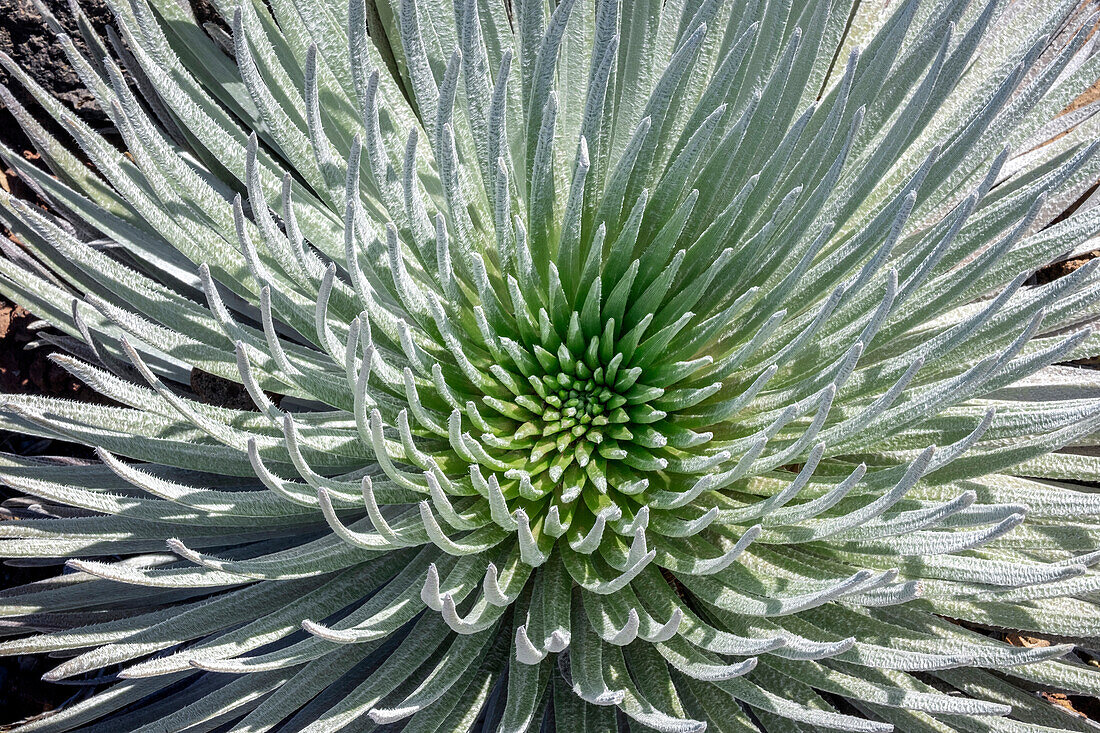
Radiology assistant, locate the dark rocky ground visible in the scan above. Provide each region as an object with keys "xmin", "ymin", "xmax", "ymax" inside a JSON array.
[
  {"xmin": 0, "ymin": 3, "xmax": 235, "ymax": 722},
  {"xmin": 0, "ymin": 299, "xmax": 97, "ymax": 723},
  {"xmin": 0, "ymin": 1, "xmax": 111, "ymax": 722},
  {"xmin": 0, "ymin": 0, "xmax": 113, "ymax": 151},
  {"xmin": 1, "ymin": 0, "xmax": 1100, "ymax": 727}
]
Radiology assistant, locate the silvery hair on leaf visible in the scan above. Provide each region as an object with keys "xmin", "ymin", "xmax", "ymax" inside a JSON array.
[{"xmin": 2, "ymin": 0, "xmax": 1100, "ymax": 730}]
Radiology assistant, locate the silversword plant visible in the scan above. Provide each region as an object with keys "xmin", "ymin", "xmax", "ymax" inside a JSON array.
[{"xmin": 2, "ymin": 0, "xmax": 1100, "ymax": 730}]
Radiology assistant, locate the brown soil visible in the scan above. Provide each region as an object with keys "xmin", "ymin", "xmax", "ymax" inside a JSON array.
[
  {"xmin": 0, "ymin": 300, "xmax": 99, "ymax": 402},
  {"xmin": 1003, "ymin": 633, "xmax": 1100, "ymax": 721},
  {"xmin": 191, "ymin": 366, "xmax": 280, "ymax": 411},
  {"xmin": 0, "ymin": 297, "xmax": 98, "ymax": 727},
  {"xmin": 1033, "ymin": 251, "xmax": 1100, "ymax": 284},
  {"xmin": 0, "ymin": 0, "xmax": 114, "ymax": 157}
]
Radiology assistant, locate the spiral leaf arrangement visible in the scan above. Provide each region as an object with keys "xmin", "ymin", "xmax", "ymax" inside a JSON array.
[{"xmin": 3, "ymin": 0, "xmax": 1100, "ymax": 730}]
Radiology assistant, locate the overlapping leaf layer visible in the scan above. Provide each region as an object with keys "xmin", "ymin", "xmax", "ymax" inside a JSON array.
[{"xmin": 4, "ymin": 0, "xmax": 1100, "ymax": 730}]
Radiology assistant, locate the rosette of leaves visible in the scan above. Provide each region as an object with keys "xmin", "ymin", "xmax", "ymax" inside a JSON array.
[{"xmin": 3, "ymin": 0, "xmax": 1100, "ymax": 729}]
